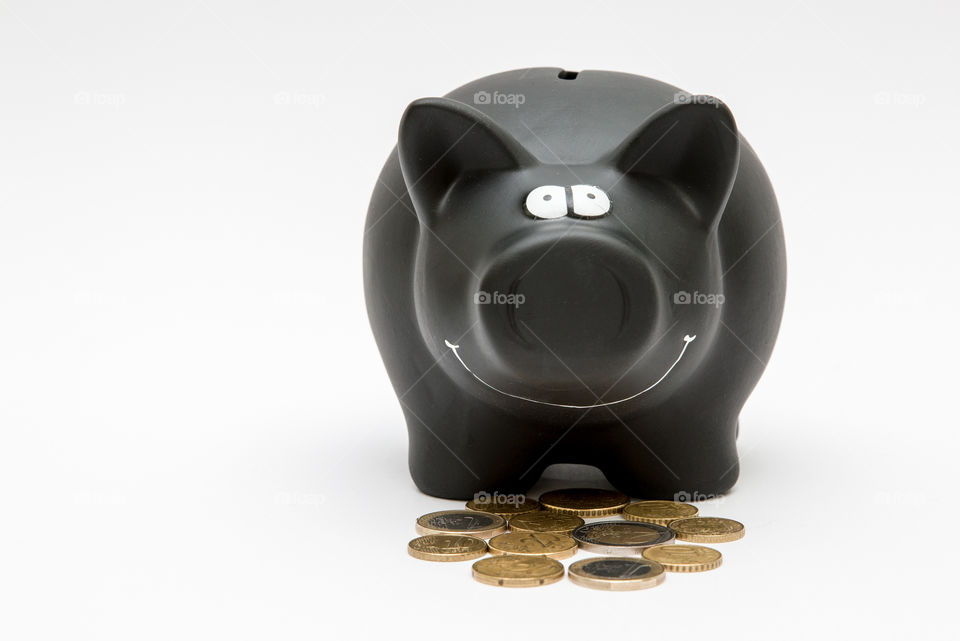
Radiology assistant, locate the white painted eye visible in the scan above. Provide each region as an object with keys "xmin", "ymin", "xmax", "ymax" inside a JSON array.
[
  {"xmin": 524, "ymin": 185, "xmax": 567, "ymax": 219},
  {"xmin": 570, "ymin": 185, "xmax": 611, "ymax": 218}
]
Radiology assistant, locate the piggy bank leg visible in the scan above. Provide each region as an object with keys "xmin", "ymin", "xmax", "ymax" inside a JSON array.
[
  {"xmin": 599, "ymin": 411, "xmax": 740, "ymax": 500},
  {"xmin": 402, "ymin": 403, "xmax": 548, "ymax": 500}
]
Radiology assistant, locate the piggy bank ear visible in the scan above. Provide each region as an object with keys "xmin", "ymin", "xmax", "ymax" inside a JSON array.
[
  {"xmin": 610, "ymin": 97, "xmax": 740, "ymax": 229},
  {"xmin": 398, "ymin": 97, "xmax": 535, "ymax": 225}
]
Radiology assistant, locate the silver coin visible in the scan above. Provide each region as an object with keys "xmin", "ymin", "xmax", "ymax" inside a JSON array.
[
  {"xmin": 415, "ymin": 510, "xmax": 507, "ymax": 537},
  {"xmin": 427, "ymin": 512, "xmax": 498, "ymax": 530},
  {"xmin": 568, "ymin": 557, "xmax": 666, "ymax": 591},
  {"xmin": 572, "ymin": 521, "xmax": 675, "ymax": 554}
]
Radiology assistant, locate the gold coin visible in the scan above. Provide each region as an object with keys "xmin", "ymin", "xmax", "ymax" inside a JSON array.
[
  {"xmin": 465, "ymin": 497, "xmax": 540, "ymax": 519},
  {"xmin": 509, "ymin": 511, "xmax": 585, "ymax": 535},
  {"xmin": 568, "ymin": 557, "xmax": 666, "ymax": 591},
  {"xmin": 668, "ymin": 517, "xmax": 745, "ymax": 543},
  {"xmin": 472, "ymin": 554, "xmax": 565, "ymax": 587},
  {"xmin": 622, "ymin": 500, "xmax": 699, "ymax": 525},
  {"xmin": 642, "ymin": 544, "xmax": 723, "ymax": 572},
  {"xmin": 415, "ymin": 510, "xmax": 507, "ymax": 538},
  {"xmin": 538, "ymin": 488, "xmax": 629, "ymax": 517},
  {"xmin": 407, "ymin": 535, "xmax": 488, "ymax": 562},
  {"xmin": 487, "ymin": 532, "xmax": 578, "ymax": 560}
]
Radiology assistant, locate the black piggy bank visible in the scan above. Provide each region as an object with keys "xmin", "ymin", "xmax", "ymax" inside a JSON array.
[{"xmin": 364, "ymin": 68, "xmax": 785, "ymax": 500}]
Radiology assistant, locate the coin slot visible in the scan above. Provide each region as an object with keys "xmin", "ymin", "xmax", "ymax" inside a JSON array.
[{"xmin": 558, "ymin": 70, "xmax": 579, "ymax": 80}]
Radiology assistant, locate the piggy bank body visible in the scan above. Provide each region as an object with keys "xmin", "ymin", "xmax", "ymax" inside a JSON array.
[{"xmin": 364, "ymin": 68, "xmax": 785, "ymax": 500}]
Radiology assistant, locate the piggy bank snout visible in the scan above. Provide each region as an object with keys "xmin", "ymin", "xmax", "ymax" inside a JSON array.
[{"xmin": 475, "ymin": 236, "xmax": 664, "ymax": 386}]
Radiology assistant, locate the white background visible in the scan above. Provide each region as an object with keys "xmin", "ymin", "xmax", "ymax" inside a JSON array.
[{"xmin": 1, "ymin": 1, "xmax": 957, "ymax": 638}]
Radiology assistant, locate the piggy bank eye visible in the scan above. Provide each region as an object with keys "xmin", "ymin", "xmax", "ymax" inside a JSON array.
[
  {"xmin": 524, "ymin": 185, "xmax": 567, "ymax": 219},
  {"xmin": 570, "ymin": 185, "xmax": 611, "ymax": 218}
]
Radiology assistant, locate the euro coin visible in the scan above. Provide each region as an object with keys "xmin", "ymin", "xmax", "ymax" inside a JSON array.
[
  {"xmin": 415, "ymin": 510, "xmax": 507, "ymax": 538},
  {"xmin": 668, "ymin": 517, "xmax": 744, "ymax": 543},
  {"xmin": 509, "ymin": 511, "xmax": 585, "ymax": 536},
  {"xmin": 568, "ymin": 557, "xmax": 666, "ymax": 591},
  {"xmin": 465, "ymin": 497, "xmax": 540, "ymax": 519},
  {"xmin": 539, "ymin": 488, "xmax": 629, "ymax": 517},
  {"xmin": 487, "ymin": 532, "xmax": 577, "ymax": 560},
  {"xmin": 642, "ymin": 544, "xmax": 722, "ymax": 572},
  {"xmin": 472, "ymin": 554, "xmax": 564, "ymax": 587},
  {"xmin": 407, "ymin": 535, "xmax": 487, "ymax": 562},
  {"xmin": 572, "ymin": 521, "xmax": 675, "ymax": 554},
  {"xmin": 622, "ymin": 500, "xmax": 698, "ymax": 525}
]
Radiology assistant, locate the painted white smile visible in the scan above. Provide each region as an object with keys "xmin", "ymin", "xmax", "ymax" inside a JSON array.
[{"xmin": 443, "ymin": 334, "xmax": 696, "ymax": 409}]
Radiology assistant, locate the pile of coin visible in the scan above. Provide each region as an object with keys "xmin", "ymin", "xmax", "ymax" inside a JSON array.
[{"xmin": 408, "ymin": 488, "xmax": 745, "ymax": 590}]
